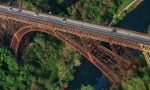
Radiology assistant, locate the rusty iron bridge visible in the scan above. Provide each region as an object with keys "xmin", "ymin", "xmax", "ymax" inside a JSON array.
[{"xmin": 0, "ymin": 5, "xmax": 150, "ymax": 83}]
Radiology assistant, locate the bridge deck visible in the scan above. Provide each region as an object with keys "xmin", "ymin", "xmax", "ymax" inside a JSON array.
[
  {"xmin": 0, "ymin": 5, "xmax": 150, "ymax": 46},
  {"xmin": 0, "ymin": 5, "xmax": 150, "ymax": 83}
]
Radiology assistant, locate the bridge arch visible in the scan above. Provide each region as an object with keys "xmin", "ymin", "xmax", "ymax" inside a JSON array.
[{"xmin": 10, "ymin": 25, "xmax": 132, "ymax": 83}]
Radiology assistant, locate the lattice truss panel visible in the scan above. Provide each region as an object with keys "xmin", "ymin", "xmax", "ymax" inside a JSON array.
[
  {"xmin": 0, "ymin": 19, "xmax": 26, "ymax": 34},
  {"xmin": 9, "ymin": 26, "xmax": 138, "ymax": 83},
  {"xmin": 139, "ymin": 44, "xmax": 150, "ymax": 67},
  {"xmin": 56, "ymin": 31, "xmax": 138, "ymax": 83}
]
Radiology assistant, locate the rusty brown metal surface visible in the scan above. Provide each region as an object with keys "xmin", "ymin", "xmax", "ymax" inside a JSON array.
[
  {"xmin": 0, "ymin": 12, "xmax": 146, "ymax": 51},
  {"xmin": 9, "ymin": 26, "xmax": 136, "ymax": 83},
  {"xmin": 0, "ymin": 11, "xmax": 147, "ymax": 83},
  {"xmin": 110, "ymin": 44, "xmax": 139, "ymax": 64}
]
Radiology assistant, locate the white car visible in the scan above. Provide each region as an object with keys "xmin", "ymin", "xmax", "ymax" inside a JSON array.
[
  {"xmin": 8, "ymin": 7, "xmax": 12, "ymax": 11},
  {"xmin": 33, "ymin": 12, "xmax": 39, "ymax": 16}
]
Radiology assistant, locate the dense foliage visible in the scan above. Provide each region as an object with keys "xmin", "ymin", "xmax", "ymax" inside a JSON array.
[
  {"xmin": 21, "ymin": 34, "xmax": 81, "ymax": 89},
  {"xmin": 22, "ymin": 0, "xmax": 133, "ymax": 24},
  {"xmin": 121, "ymin": 57, "xmax": 150, "ymax": 90},
  {"xmin": 0, "ymin": 45, "xmax": 20, "ymax": 89},
  {"xmin": 110, "ymin": 43, "xmax": 150, "ymax": 90},
  {"xmin": 0, "ymin": 33, "xmax": 81, "ymax": 89}
]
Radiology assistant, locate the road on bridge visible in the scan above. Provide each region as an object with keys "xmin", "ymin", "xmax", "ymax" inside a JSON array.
[{"xmin": 0, "ymin": 5, "xmax": 150, "ymax": 46}]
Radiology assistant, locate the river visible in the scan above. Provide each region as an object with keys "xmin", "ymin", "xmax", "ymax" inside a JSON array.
[
  {"xmin": 66, "ymin": 57, "xmax": 110, "ymax": 90},
  {"xmin": 66, "ymin": 0, "xmax": 150, "ymax": 90}
]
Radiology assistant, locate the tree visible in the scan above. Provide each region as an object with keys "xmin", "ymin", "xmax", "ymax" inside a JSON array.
[
  {"xmin": 147, "ymin": 25, "xmax": 150, "ymax": 34},
  {"xmin": 80, "ymin": 85, "xmax": 94, "ymax": 90},
  {"xmin": 0, "ymin": 45, "xmax": 19, "ymax": 89},
  {"xmin": 21, "ymin": 33, "xmax": 81, "ymax": 89},
  {"xmin": 121, "ymin": 65, "xmax": 150, "ymax": 90}
]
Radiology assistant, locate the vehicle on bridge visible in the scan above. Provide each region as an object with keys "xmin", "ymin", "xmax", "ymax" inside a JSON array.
[
  {"xmin": 34, "ymin": 12, "xmax": 39, "ymax": 16},
  {"xmin": 111, "ymin": 29, "xmax": 117, "ymax": 34},
  {"xmin": 8, "ymin": 7, "xmax": 22, "ymax": 13},
  {"xmin": 17, "ymin": 9, "xmax": 22, "ymax": 13},
  {"xmin": 62, "ymin": 18, "xmax": 67, "ymax": 23},
  {"xmin": 80, "ymin": 25, "xmax": 83, "ymax": 28},
  {"xmin": 8, "ymin": 7, "xmax": 12, "ymax": 11}
]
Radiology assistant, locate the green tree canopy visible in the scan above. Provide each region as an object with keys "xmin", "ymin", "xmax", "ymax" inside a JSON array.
[{"xmin": 80, "ymin": 85, "xmax": 94, "ymax": 90}]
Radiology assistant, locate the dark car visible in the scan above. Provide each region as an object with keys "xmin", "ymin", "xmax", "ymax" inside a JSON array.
[
  {"xmin": 111, "ymin": 29, "xmax": 117, "ymax": 34},
  {"xmin": 17, "ymin": 9, "xmax": 22, "ymax": 13},
  {"xmin": 62, "ymin": 18, "xmax": 66, "ymax": 23}
]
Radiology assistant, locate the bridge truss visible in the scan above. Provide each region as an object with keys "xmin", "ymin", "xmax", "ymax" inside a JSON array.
[
  {"xmin": 0, "ymin": 11, "xmax": 149, "ymax": 83},
  {"xmin": 9, "ymin": 25, "xmax": 137, "ymax": 83}
]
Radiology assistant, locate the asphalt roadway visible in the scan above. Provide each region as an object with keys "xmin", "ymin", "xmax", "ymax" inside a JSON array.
[{"xmin": 0, "ymin": 5, "xmax": 150, "ymax": 45}]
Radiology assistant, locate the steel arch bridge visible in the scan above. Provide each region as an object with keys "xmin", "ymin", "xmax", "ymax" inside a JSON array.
[
  {"xmin": 10, "ymin": 25, "xmax": 136, "ymax": 84},
  {"xmin": 0, "ymin": 5, "xmax": 150, "ymax": 83}
]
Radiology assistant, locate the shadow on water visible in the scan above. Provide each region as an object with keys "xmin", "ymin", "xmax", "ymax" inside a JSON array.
[
  {"xmin": 67, "ymin": 0, "xmax": 150, "ymax": 90},
  {"xmin": 66, "ymin": 57, "xmax": 110, "ymax": 90},
  {"xmin": 116, "ymin": 0, "xmax": 150, "ymax": 33}
]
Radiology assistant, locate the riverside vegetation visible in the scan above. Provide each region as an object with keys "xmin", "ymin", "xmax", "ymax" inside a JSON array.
[{"xmin": 0, "ymin": 0, "xmax": 149, "ymax": 90}]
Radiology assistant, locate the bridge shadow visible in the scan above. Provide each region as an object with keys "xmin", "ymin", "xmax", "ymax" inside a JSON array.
[{"xmin": 115, "ymin": 0, "xmax": 150, "ymax": 33}]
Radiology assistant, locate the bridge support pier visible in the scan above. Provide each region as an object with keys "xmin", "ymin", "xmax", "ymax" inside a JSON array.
[
  {"xmin": 143, "ymin": 52, "xmax": 150, "ymax": 67},
  {"xmin": 139, "ymin": 44, "xmax": 150, "ymax": 67}
]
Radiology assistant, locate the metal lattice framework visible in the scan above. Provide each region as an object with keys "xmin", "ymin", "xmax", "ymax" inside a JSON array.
[
  {"xmin": 0, "ymin": 11, "xmax": 145, "ymax": 51},
  {"xmin": 0, "ymin": 11, "xmax": 149, "ymax": 83},
  {"xmin": 9, "ymin": 25, "xmax": 135, "ymax": 83}
]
